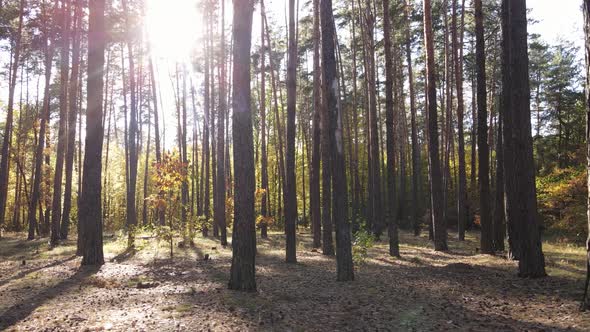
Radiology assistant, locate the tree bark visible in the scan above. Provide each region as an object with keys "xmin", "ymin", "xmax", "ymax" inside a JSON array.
[
  {"xmin": 228, "ymin": 0, "xmax": 256, "ymax": 292},
  {"xmin": 79, "ymin": 0, "xmax": 106, "ymax": 265},
  {"xmin": 215, "ymin": 0, "xmax": 227, "ymax": 246},
  {"xmin": 285, "ymin": 0, "xmax": 298, "ymax": 263},
  {"xmin": 28, "ymin": 23, "xmax": 53, "ymax": 241},
  {"xmin": 122, "ymin": 0, "xmax": 138, "ymax": 248},
  {"xmin": 383, "ymin": 0, "xmax": 399, "ymax": 257},
  {"xmin": 61, "ymin": 0, "xmax": 82, "ymax": 240},
  {"xmin": 452, "ymin": 0, "xmax": 468, "ymax": 242},
  {"xmin": 424, "ymin": 0, "xmax": 447, "ymax": 251},
  {"xmin": 321, "ymin": 0, "xmax": 354, "ymax": 281},
  {"xmin": 475, "ymin": 0, "xmax": 492, "ymax": 253},
  {"xmin": 310, "ymin": 0, "xmax": 322, "ymax": 248},
  {"xmin": 501, "ymin": 0, "xmax": 545, "ymax": 277},
  {"xmin": 51, "ymin": 0, "xmax": 72, "ymax": 246},
  {"xmin": 0, "ymin": 0, "xmax": 24, "ymax": 231},
  {"xmin": 260, "ymin": 0, "xmax": 270, "ymax": 239}
]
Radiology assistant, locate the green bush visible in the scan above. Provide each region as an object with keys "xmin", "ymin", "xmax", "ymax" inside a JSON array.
[{"xmin": 352, "ymin": 227, "xmax": 375, "ymax": 267}]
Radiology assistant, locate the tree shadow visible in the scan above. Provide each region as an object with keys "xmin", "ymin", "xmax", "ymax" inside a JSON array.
[
  {"xmin": 0, "ymin": 265, "xmax": 101, "ymax": 330},
  {"xmin": 0, "ymin": 255, "xmax": 77, "ymax": 288},
  {"xmin": 110, "ymin": 247, "xmax": 136, "ymax": 263}
]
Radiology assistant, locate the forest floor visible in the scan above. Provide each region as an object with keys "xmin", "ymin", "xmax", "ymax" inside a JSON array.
[{"xmin": 0, "ymin": 230, "xmax": 589, "ymax": 331}]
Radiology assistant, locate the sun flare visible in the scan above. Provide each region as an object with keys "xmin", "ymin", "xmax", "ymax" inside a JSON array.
[{"xmin": 145, "ymin": 0, "xmax": 201, "ymax": 63}]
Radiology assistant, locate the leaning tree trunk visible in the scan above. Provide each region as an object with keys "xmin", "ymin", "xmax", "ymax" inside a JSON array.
[
  {"xmin": 424, "ymin": 0, "xmax": 447, "ymax": 251},
  {"xmin": 79, "ymin": 0, "xmax": 106, "ymax": 266},
  {"xmin": 228, "ymin": 0, "xmax": 256, "ymax": 292}
]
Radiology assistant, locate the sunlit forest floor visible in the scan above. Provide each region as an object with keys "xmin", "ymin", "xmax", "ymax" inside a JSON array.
[{"xmin": 1, "ymin": 229, "xmax": 589, "ymax": 331}]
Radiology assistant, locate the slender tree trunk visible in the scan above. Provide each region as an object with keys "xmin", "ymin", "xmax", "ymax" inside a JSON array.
[
  {"xmin": 474, "ymin": 0, "xmax": 492, "ymax": 253},
  {"xmin": 320, "ymin": 31, "xmax": 334, "ymax": 256},
  {"xmin": 259, "ymin": 0, "xmax": 270, "ymax": 239},
  {"xmin": 216, "ymin": 0, "xmax": 228, "ymax": 246},
  {"xmin": 321, "ymin": 0, "xmax": 354, "ymax": 281},
  {"xmin": 61, "ymin": 0, "xmax": 82, "ymax": 239},
  {"xmin": 284, "ymin": 0, "xmax": 298, "ymax": 263},
  {"xmin": 405, "ymin": 0, "xmax": 420, "ymax": 236},
  {"xmin": 203, "ymin": 8, "xmax": 211, "ymax": 235},
  {"xmin": 28, "ymin": 30, "xmax": 53, "ymax": 241},
  {"xmin": 383, "ymin": 0, "xmax": 399, "ymax": 257},
  {"xmin": 310, "ymin": 0, "xmax": 322, "ymax": 248},
  {"xmin": 583, "ymin": 0, "xmax": 590, "ymax": 309},
  {"xmin": 122, "ymin": 0, "xmax": 138, "ymax": 248},
  {"xmin": 494, "ymin": 108, "xmax": 505, "ymax": 251},
  {"xmin": 424, "ymin": 0, "xmax": 447, "ymax": 251},
  {"xmin": 453, "ymin": 0, "xmax": 468, "ymax": 241},
  {"xmin": 51, "ymin": 0, "xmax": 72, "ymax": 245},
  {"xmin": 0, "ymin": 0, "xmax": 24, "ymax": 231}
]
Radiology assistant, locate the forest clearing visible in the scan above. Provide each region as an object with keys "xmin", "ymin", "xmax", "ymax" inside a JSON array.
[{"xmin": 1, "ymin": 230, "xmax": 589, "ymax": 331}]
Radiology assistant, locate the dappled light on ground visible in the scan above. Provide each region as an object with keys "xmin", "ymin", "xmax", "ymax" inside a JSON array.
[{"xmin": 0, "ymin": 231, "xmax": 589, "ymax": 331}]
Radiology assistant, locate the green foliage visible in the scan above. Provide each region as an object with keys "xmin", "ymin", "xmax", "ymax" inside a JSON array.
[
  {"xmin": 352, "ymin": 227, "xmax": 375, "ymax": 268},
  {"xmin": 537, "ymin": 167, "xmax": 587, "ymax": 243}
]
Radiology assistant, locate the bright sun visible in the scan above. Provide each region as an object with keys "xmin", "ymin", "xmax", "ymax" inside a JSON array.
[{"xmin": 145, "ymin": 0, "xmax": 201, "ymax": 63}]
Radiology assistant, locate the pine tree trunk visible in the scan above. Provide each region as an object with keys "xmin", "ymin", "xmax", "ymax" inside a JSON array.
[
  {"xmin": 216, "ymin": 0, "xmax": 227, "ymax": 246},
  {"xmin": 260, "ymin": 0, "xmax": 270, "ymax": 239},
  {"xmin": 0, "ymin": 0, "xmax": 24, "ymax": 232},
  {"xmin": 122, "ymin": 0, "xmax": 138, "ymax": 248},
  {"xmin": 61, "ymin": 0, "xmax": 82, "ymax": 240},
  {"xmin": 501, "ymin": 0, "xmax": 545, "ymax": 277},
  {"xmin": 424, "ymin": 0, "xmax": 447, "ymax": 251},
  {"xmin": 284, "ymin": 0, "xmax": 298, "ymax": 264},
  {"xmin": 51, "ymin": 0, "xmax": 71, "ymax": 245},
  {"xmin": 80, "ymin": 0, "xmax": 105, "ymax": 265},
  {"xmin": 452, "ymin": 0, "xmax": 468, "ymax": 242},
  {"xmin": 494, "ymin": 108, "xmax": 505, "ymax": 251},
  {"xmin": 28, "ymin": 28, "xmax": 53, "ymax": 241},
  {"xmin": 310, "ymin": 0, "xmax": 322, "ymax": 248},
  {"xmin": 583, "ymin": 0, "xmax": 590, "ymax": 308},
  {"xmin": 321, "ymin": 0, "xmax": 354, "ymax": 281},
  {"xmin": 382, "ymin": 0, "xmax": 399, "ymax": 257},
  {"xmin": 228, "ymin": 0, "xmax": 256, "ymax": 291},
  {"xmin": 475, "ymin": 0, "xmax": 492, "ymax": 253}
]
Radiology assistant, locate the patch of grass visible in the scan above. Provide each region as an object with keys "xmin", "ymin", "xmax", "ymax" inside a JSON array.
[
  {"xmin": 397, "ymin": 305, "xmax": 424, "ymax": 330},
  {"xmin": 543, "ymin": 241, "xmax": 586, "ymax": 280},
  {"xmin": 83, "ymin": 276, "xmax": 122, "ymax": 289},
  {"xmin": 222, "ymin": 293, "xmax": 261, "ymax": 313},
  {"xmin": 125, "ymin": 275, "xmax": 155, "ymax": 288},
  {"xmin": 174, "ymin": 304, "xmax": 193, "ymax": 313},
  {"xmin": 409, "ymin": 256, "xmax": 423, "ymax": 265}
]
